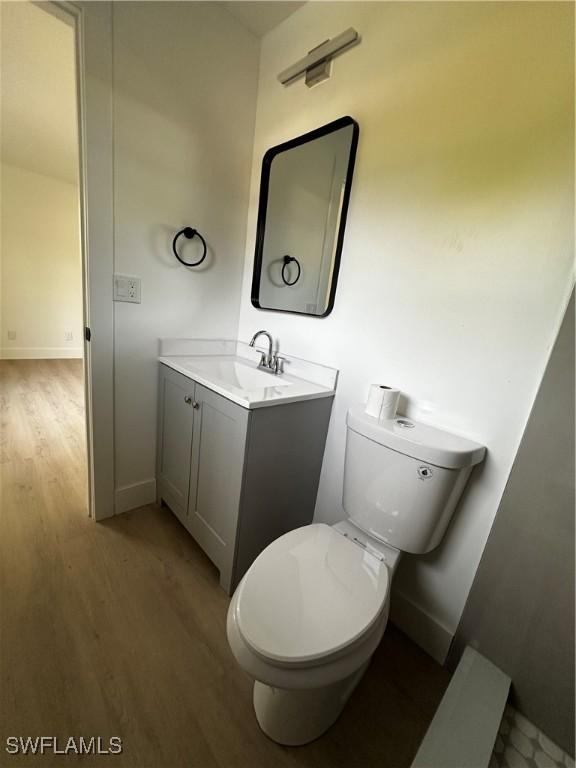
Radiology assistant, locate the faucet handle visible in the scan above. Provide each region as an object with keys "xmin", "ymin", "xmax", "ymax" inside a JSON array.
[{"xmin": 271, "ymin": 355, "xmax": 285, "ymax": 375}]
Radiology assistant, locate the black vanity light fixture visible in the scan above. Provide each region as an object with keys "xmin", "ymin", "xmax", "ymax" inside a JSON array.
[
  {"xmin": 277, "ymin": 28, "xmax": 359, "ymax": 88},
  {"xmin": 172, "ymin": 226, "xmax": 207, "ymax": 267}
]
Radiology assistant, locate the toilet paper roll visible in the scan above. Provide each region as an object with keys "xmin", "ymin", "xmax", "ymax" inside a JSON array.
[{"xmin": 365, "ymin": 384, "xmax": 400, "ymax": 421}]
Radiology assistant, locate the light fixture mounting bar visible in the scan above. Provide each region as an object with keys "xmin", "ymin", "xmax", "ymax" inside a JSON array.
[{"xmin": 277, "ymin": 28, "xmax": 359, "ymax": 86}]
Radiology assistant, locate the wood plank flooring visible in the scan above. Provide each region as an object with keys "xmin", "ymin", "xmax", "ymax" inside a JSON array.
[{"xmin": 0, "ymin": 359, "xmax": 449, "ymax": 768}]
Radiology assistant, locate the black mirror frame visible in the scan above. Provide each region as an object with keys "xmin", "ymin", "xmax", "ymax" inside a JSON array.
[{"xmin": 251, "ymin": 115, "xmax": 359, "ymax": 318}]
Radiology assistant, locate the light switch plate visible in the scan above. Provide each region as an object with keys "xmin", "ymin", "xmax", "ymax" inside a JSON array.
[{"xmin": 114, "ymin": 275, "xmax": 141, "ymax": 303}]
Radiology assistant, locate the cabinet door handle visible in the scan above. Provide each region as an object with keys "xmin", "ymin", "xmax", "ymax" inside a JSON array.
[
  {"xmin": 192, "ymin": 401, "xmax": 200, "ymax": 410},
  {"xmin": 184, "ymin": 395, "xmax": 192, "ymax": 404}
]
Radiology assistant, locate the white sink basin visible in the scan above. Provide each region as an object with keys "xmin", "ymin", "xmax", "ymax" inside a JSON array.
[
  {"xmin": 158, "ymin": 341, "xmax": 338, "ymax": 410},
  {"xmin": 187, "ymin": 358, "xmax": 292, "ymax": 390}
]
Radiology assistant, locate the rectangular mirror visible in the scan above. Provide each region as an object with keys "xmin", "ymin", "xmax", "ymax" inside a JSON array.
[{"xmin": 251, "ymin": 116, "xmax": 359, "ymax": 317}]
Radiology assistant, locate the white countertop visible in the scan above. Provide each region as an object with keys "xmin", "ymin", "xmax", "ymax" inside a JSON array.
[{"xmin": 158, "ymin": 340, "xmax": 338, "ymax": 410}]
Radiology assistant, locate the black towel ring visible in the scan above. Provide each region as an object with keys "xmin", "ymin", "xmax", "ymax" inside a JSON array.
[
  {"xmin": 172, "ymin": 227, "xmax": 207, "ymax": 267},
  {"xmin": 281, "ymin": 255, "xmax": 301, "ymax": 286}
]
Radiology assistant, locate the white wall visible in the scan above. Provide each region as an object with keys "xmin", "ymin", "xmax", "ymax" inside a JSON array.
[
  {"xmin": 112, "ymin": 2, "xmax": 259, "ymax": 511},
  {"xmin": 237, "ymin": 1, "xmax": 575, "ymax": 658},
  {"xmin": 1, "ymin": 164, "xmax": 83, "ymax": 359},
  {"xmin": 0, "ymin": 2, "xmax": 79, "ymax": 184},
  {"xmin": 451, "ymin": 292, "xmax": 575, "ymax": 754},
  {"xmin": 0, "ymin": 2, "xmax": 82, "ymax": 361}
]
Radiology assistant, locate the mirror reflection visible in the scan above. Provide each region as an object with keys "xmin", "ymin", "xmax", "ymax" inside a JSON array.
[{"xmin": 251, "ymin": 117, "xmax": 359, "ymax": 317}]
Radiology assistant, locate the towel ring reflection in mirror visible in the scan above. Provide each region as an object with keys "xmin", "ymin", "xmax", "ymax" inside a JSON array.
[{"xmin": 281, "ymin": 255, "xmax": 301, "ymax": 286}]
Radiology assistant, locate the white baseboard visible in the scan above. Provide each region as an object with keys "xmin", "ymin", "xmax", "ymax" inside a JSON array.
[
  {"xmin": 390, "ymin": 588, "xmax": 454, "ymax": 664},
  {"xmin": 1, "ymin": 347, "xmax": 83, "ymax": 360},
  {"xmin": 115, "ymin": 478, "xmax": 157, "ymax": 515}
]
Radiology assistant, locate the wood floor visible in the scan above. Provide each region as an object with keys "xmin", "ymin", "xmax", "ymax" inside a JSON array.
[{"xmin": 0, "ymin": 359, "xmax": 449, "ymax": 768}]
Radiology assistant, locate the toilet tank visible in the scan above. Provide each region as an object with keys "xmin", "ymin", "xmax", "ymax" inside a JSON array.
[{"xmin": 343, "ymin": 408, "xmax": 485, "ymax": 554}]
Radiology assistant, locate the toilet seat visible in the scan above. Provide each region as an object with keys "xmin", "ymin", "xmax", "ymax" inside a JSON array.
[{"xmin": 233, "ymin": 524, "xmax": 390, "ymax": 666}]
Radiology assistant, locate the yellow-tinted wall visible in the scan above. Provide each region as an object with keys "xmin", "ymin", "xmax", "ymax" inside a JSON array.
[{"xmin": 238, "ymin": 1, "xmax": 575, "ymax": 658}]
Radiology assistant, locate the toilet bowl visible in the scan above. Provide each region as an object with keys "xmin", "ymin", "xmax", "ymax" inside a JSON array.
[
  {"xmin": 227, "ymin": 408, "xmax": 486, "ymax": 745},
  {"xmin": 226, "ymin": 523, "xmax": 392, "ymax": 745}
]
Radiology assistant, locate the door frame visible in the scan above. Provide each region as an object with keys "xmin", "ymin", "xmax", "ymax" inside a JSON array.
[{"xmin": 38, "ymin": 1, "xmax": 115, "ymax": 520}]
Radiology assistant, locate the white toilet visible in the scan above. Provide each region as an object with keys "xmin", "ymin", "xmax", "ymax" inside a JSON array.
[{"xmin": 227, "ymin": 407, "xmax": 485, "ymax": 746}]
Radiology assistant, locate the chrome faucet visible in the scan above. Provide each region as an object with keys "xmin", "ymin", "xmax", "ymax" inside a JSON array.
[{"xmin": 249, "ymin": 330, "xmax": 283, "ymax": 374}]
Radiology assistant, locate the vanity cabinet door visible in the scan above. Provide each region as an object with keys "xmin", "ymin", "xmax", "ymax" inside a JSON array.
[
  {"xmin": 187, "ymin": 383, "xmax": 249, "ymax": 592},
  {"xmin": 157, "ymin": 365, "xmax": 196, "ymax": 526}
]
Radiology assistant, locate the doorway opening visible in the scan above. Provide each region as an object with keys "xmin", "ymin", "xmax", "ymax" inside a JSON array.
[{"xmin": 1, "ymin": 2, "xmax": 89, "ymax": 519}]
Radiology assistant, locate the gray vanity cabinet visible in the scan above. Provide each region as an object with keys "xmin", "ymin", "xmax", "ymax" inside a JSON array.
[
  {"xmin": 188, "ymin": 383, "xmax": 249, "ymax": 591},
  {"xmin": 157, "ymin": 363, "xmax": 333, "ymax": 594},
  {"xmin": 156, "ymin": 365, "xmax": 195, "ymax": 526}
]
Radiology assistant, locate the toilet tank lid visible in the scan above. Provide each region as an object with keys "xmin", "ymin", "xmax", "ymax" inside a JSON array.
[{"xmin": 347, "ymin": 407, "xmax": 486, "ymax": 469}]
